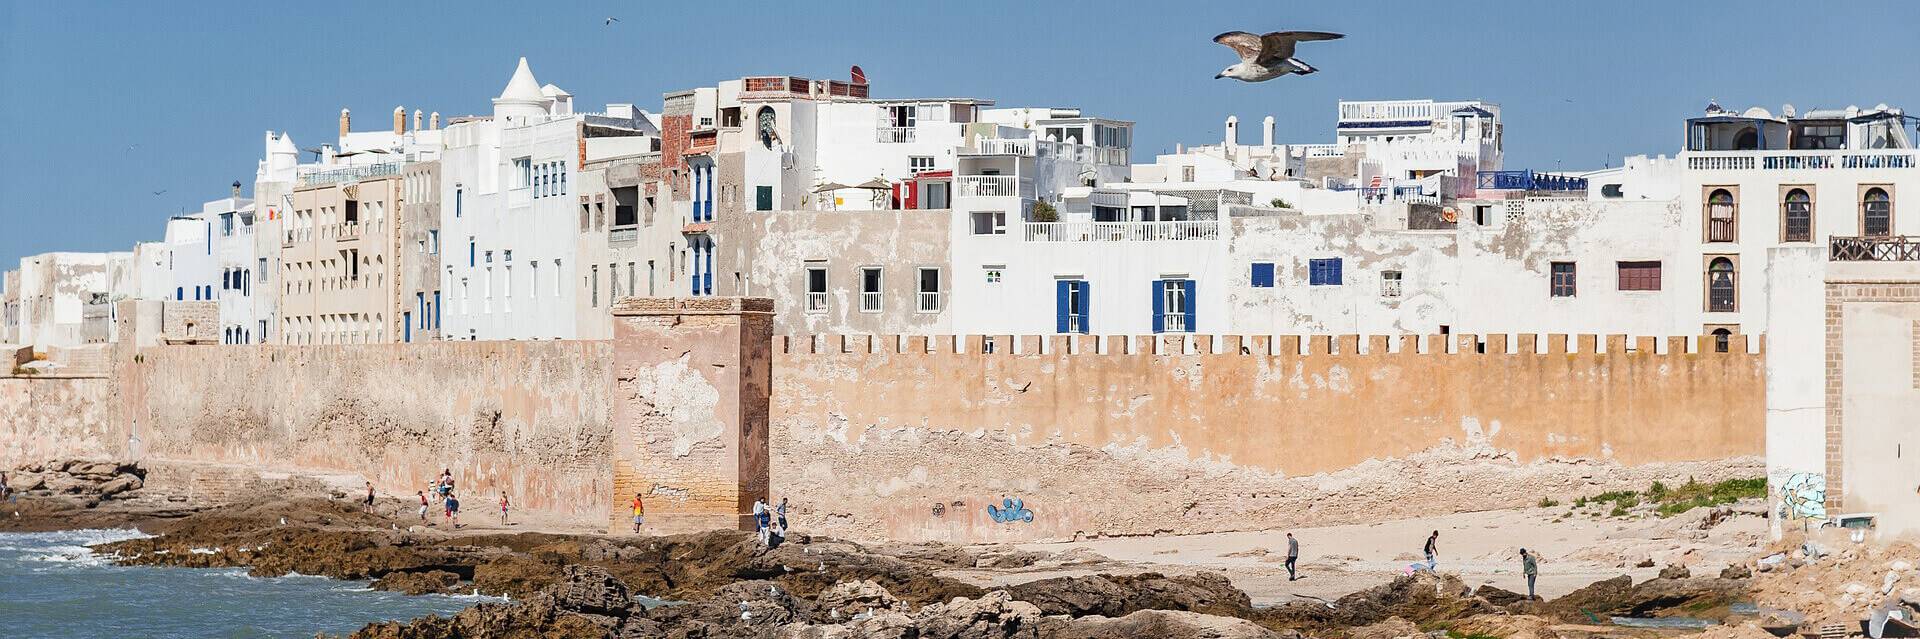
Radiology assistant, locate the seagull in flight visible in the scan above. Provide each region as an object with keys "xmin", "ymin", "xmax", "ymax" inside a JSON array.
[
  {"xmin": 1213, "ymin": 30, "xmax": 1344, "ymax": 82},
  {"xmin": 603, "ymin": 16, "xmax": 619, "ymax": 25},
  {"xmin": 150, "ymin": 189, "xmax": 167, "ymax": 196}
]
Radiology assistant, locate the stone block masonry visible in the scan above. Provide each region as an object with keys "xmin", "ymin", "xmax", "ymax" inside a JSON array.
[
  {"xmin": 770, "ymin": 332, "xmax": 1764, "ymax": 543},
  {"xmin": 609, "ymin": 297, "xmax": 773, "ymax": 534}
]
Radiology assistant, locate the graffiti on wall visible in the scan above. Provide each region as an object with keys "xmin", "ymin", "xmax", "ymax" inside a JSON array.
[
  {"xmin": 988, "ymin": 497, "xmax": 1034, "ymax": 524},
  {"xmin": 1777, "ymin": 472, "xmax": 1827, "ymax": 521}
]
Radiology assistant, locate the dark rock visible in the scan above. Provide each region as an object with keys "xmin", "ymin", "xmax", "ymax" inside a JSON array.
[
  {"xmin": 1659, "ymin": 564, "xmax": 1691, "ymax": 580},
  {"xmin": 913, "ymin": 590, "xmax": 1043, "ymax": 639},
  {"xmin": 98, "ymin": 474, "xmax": 143, "ymax": 497},
  {"xmin": 1005, "ymin": 571, "xmax": 1252, "ymax": 619},
  {"xmin": 1635, "ymin": 558, "xmax": 1656, "ymax": 568},
  {"xmin": 372, "ymin": 569, "xmax": 461, "ymax": 595},
  {"xmin": 1475, "ymin": 584, "xmax": 1530, "ymax": 607},
  {"xmin": 1720, "ymin": 564, "xmax": 1752, "ymax": 580},
  {"xmin": 550, "ymin": 565, "xmax": 632, "ymax": 616}
]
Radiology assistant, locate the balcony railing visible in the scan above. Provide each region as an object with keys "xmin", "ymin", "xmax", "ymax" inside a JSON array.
[
  {"xmin": 955, "ymin": 176, "xmax": 1034, "ymax": 199},
  {"xmin": 860, "ymin": 291, "xmax": 881, "ymax": 313},
  {"xmin": 1475, "ymin": 170, "xmax": 1588, "ymax": 192},
  {"xmin": 298, "ymin": 162, "xmax": 401, "ymax": 188},
  {"xmin": 917, "ymin": 291, "xmax": 941, "ymax": 313},
  {"xmin": 805, "ymin": 292, "xmax": 828, "ymax": 313},
  {"xmin": 1832, "ymin": 235, "xmax": 1920, "ymax": 261},
  {"xmin": 1295, "ymin": 144, "xmax": 1346, "ymax": 158},
  {"xmin": 609, "ymin": 227, "xmax": 638, "ymax": 245},
  {"xmin": 1023, "ymin": 220, "xmax": 1220, "ymax": 242},
  {"xmin": 1685, "ymin": 150, "xmax": 1919, "ymax": 171},
  {"xmin": 1036, "ymin": 141, "xmax": 1129, "ymax": 165},
  {"xmin": 877, "ymin": 127, "xmax": 916, "ymax": 143},
  {"xmin": 1707, "ymin": 218, "xmax": 1735, "ymax": 243},
  {"xmin": 964, "ymin": 138, "xmax": 1036, "ymax": 156}
]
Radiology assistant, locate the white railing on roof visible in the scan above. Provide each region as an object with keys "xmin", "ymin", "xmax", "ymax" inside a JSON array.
[
  {"xmin": 1296, "ymin": 144, "xmax": 1345, "ymax": 158},
  {"xmin": 1023, "ymin": 220, "xmax": 1219, "ymax": 242},
  {"xmin": 298, "ymin": 162, "xmax": 401, "ymax": 188},
  {"xmin": 1684, "ymin": 150, "xmax": 1919, "ymax": 171},
  {"xmin": 1338, "ymin": 100, "xmax": 1486, "ymax": 123},
  {"xmin": 1036, "ymin": 141, "xmax": 1128, "ymax": 165},
  {"xmin": 956, "ymin": 176, "xmax": 1034, "ymax": 199},
  {"xmin": 966, "ymin": 138, "xmax": 1036, "ymax": 156}
]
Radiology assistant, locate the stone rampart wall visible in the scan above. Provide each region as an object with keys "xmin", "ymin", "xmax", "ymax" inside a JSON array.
[{"xmin": 769, "ymin": 333, "xmax": 1766, "ymax": 542}]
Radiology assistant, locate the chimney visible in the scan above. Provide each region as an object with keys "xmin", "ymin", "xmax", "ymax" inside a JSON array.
[
  {"xmin": 413, "ymin": 109, "xmax": 423, "ymax": 132},
  {"xmin": 339, "ymin": 108, "xmax": 351, "ymax": 137},
  {"xmin": 429, "ymin": 112, "xmax": 440, "ymax": 130},
  {"xmin": 1262, "ymin": 116, "xmax": 1275, "ymax": 147},
  {"xmin": 1224, "ymin": 116, "xmax": 1239, "ymax": 147},
  {"xmin": 1175, "ymin": 143, "xmax": 1183, "ymax": 154},
  {"xmin": 231, "ymin": 181, "xmax": 242, "ymax": 197},
  {"xmin": 393, "ymin": 106, "xmax": 406, "ymax": 134}
]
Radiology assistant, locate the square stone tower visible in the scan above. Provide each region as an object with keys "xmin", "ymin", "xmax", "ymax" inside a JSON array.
[{"xmin": 608, "ymin": 297, "xmax": 773, "ymax": 534}]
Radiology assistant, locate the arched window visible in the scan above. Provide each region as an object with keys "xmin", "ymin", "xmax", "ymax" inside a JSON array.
[
  {"xmin": 757, "ymin": 106, "xmax": 777, "ymax": 149},
  {"xmin": 1734, "ymin": 128, "xmax": 1758, "ymax": 150},
  {"xmin": 1711, "ymin": 328, "xmax": 1732, "ymax": 353},
  {"xmin": 1864, "ymin": 188, "xmax": 1892, "ymax": 237},
  {"xmin": 1783, "ymin": 189, "xmax": 1812, "ymax": 242},
  {"xmin": 1708, "ymin": 258, "xmax": 1737, "ymax": 312},
  {"xmin": 1707, "ymin": 189, "xmax": 1736, "ymax": 242}
]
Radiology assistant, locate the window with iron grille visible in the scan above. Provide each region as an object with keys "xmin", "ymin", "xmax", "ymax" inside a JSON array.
[
  {"xmin": 805, "ymin": 266, "xmax": 828, "ymax": 313},
  {"xmin": 860, "ymin": 267, "xmax": 882, "ymax": 313},
  {"xmin": 1783, "ymin": 189, "xmax": 1811, "ymax": 242},
  {"xmin": 1616, "ymin": 261, "xmax": 1661, "ymax": 291},
  {"xmin": 1550, "ymin": 262, "xmax": 1576, "ymax": 297},
  {"xmin": 1380, "ymin": 270, "xmax": 1402, "ymax": 298},
  {"xmin": 1706, "ymin": 189, "xmax": 1736, "ymax": 242},
  {"xmin": 1865, "ymin": 188, "xmax": 1892, "ymax": 238},
  {"xmin": 1707, "ymin": 258, "xmax": 1736, "ymax": 312}
]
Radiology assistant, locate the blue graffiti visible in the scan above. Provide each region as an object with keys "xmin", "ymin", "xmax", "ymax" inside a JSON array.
[
  {"xmin": 1778, "ymin": 473, "xmax": 1827, "ymax": 521},
  {"xmin": 987, "ymin": 497, "xmax": 1034, "ymax": 524}
]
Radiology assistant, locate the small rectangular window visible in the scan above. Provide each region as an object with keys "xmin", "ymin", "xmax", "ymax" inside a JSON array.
[
  {"xmin": 1381, "ymin": 270, "xmax": 1403, "ymax": 298},
  {"xmin": 917, "ymin": 268, "xmax": 941, "ymax": 313},
  {"xmin": 971, "ymin": 211, "xmax": 1006, "ymax": 235},
  {"xmin": 806, "ymin": 265, "xmax": 828, "ymax": 313},
  {"xmin": 1250, "ymin": 262, "xmax": 1276, "ymax": 288},
  {"xmin": 1308, "ymin": 258, "xmax": 1343, "ymax": 286},
  {"xmin": 860, "ymin": 267, "xmax": 882, "ymax": 313},
  {"xmin": 1550, "ymin": 262, "xmax": 1577, "ymax": 297},
  {"xmin": 909, "ymin": 156, "xmax": 935, "ymax": 174},
  {"xmin": 1617, "ymin": 261, "xmax": 1661, "ymax": 291},
  {"xmin": 1473, "ymin": 205, "xmax": 1491, "ymax": 226}
]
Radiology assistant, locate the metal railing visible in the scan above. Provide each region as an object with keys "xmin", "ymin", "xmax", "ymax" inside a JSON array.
[
  {"xmin": 1685, "ymin": 150, "xmax": 1919, "ymax": 171},
  {"xmin": 860, "ymin": 291, "xmax": 882, "ymax": 313},
  {"xmin": 965, "ymin": 138, "xmax": 1035, "ymax": 156},
  {"xmin": 298, "ymin": 162, "xmax": 401, "ymax": 188},
  {"xmin": 876, "ymin": 127, "xmax": 916, "ymax": 143},
  {"xmin": 955, "ymin": 176, "xmax": 1034, "ymax": 199},
  {"xmin": 805, "ymin": 292, "xmax": 827, "ymax": 313},
  {"xmin": 1295, "ymin": 144, "xmax": 1346, "ymax": 158},
  {"xmin": 1035, "ymin": 141, "xmax": 1129, "ymax": 165},
  {"xmin": 1832, "ymin": 235, "xmax": 1920, "ymax": 261},
  {"xmin": 917, "ymin": 291, "xmax": 940, "ymax": 313},
  {"xmin": 1476, "ymin": 170, "xmax": 1589, "ymax": 192},
  {"xmin": 1023, "ymin": 221, "xmax": 1220, "ymax": 242}
]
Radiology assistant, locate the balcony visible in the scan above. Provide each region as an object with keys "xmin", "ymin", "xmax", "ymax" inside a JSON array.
[
  {"xmin": 955, "ymin": 176, "xmax": 1034, "ymax": 199},
  {"xmin": 337, "ymin": 222, "xmax": 361, "ymax": 241},
  {"xmin": 1684, "ymin": 150, "xmax": 1920, "ymax": 171},
  {"xmin": 877, "ymin": 127, "xmax": 915, "ymax": 143},
  {"xmin": 1036, "ymin": 141, "xmax": 1129, "ymax": 165},
  {"xmin": 964, "ymin": 138, "xmax": 1036, "ymax": 156},
  {"xmin": 609, "ymin": 227, "xmax": 637, "ymax": 246},
  {"xmin": 1023, "ymin": 221, "xmax": 1220, "ymax": 242},
  {"xmin": 298, "ymin": 162, "xmax": 401, "ymax": 188},
  {"xmin": 1832, "ymin": 235, "xmax": 1920, "ymax": 261},
  {"xmin": 1476, "ymin": 170, "xmax": 1588, "ymax": 192}
]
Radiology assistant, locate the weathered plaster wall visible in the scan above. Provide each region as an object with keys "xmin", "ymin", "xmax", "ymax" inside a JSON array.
[
  {"xmin": 743, "ymin": 209, "xmax": 952, "ymax": 334},
  {"xmin": 771, "ymin": 333, "xmax": 1765, "ymax": 543},
  {"xmin": 118, "ymin": 341, "xmax": 612, "ymax": 518},
  {"xmin": 1821, "ymin": 262, "xmax": 1920, "ymax": 537},
  {"xmin": 0, "ymin": 376, "xmax": 116, "ymax": 466}
]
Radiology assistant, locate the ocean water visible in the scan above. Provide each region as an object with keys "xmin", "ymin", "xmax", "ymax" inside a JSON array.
[{"xmin": 0, "ymin": 529, "xmax": 502, "ymax": 638}]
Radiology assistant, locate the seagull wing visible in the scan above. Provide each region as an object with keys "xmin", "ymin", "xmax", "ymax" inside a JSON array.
[
  {"xmin": 1258, "ymin": 31, "xmax": 1344, "ymax": 64},
  {"xmin": 1212, "ymin": 31, "xmax": 1265, "ymax": 63}
]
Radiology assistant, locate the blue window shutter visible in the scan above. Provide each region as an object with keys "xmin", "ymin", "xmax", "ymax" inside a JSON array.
[
  {"xmin": 1151, "ymin": 280, "xmax": 1165, "ymax": 333},
  {"xmin": 1184, "ymin": 280, "xmax": 1198, "ymax": 332},
  {"xmin": 1056, "ymin": 280, "xmax": 1070, "ymax": 333},
  {"xmin": 1078, "ymin": 280, "xmax": 1091, "ymax": 333},
  {"xmin": 1251, "ymin": 262, "xmax": 1274, "ymax": 287},
  {"xmin": 176, "ymin": 287, "xmax": 183, "ymax": 301},
  {"xmin": 1332, "ymin": 259, "xmax": 1343, "ymax": 285},
  {"xmin": 433, "ymin": 291, "xmax": 441, "ymax": 328}
]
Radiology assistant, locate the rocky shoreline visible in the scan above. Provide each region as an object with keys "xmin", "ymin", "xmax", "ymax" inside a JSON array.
[{"xmin": 0, "ymin": 461, "xmax": 1826, "ymax": 638}]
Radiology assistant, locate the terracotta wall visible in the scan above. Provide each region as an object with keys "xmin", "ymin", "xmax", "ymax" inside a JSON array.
[
  {"xmin": 115, "ymin": 341, "xmax": 612, "ymax": 519},
  {"xmin": 769, "ymin": 333, "xmax": 1766, "ymax": 543},
  {"xmin": 1, "ymin": 376, "xmax": 116, "ymax": 466}
]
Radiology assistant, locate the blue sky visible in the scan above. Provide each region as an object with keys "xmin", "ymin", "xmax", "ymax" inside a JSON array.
[{"xmin": 2, "ymin": 1, "xmax": 1915, "ymax": 267}]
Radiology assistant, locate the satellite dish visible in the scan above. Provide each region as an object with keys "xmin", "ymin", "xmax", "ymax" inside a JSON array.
[
  {"xmin": 850, "ymin": 65, "xmax": 867, "ymax": 85},
  {"xmin": 1781, "ymin": 103, "xmax": 1796, "ymax": 118},
  {"xmin": 1742, "ymin": 107, "xmax": 1772, "ymax": 119}
]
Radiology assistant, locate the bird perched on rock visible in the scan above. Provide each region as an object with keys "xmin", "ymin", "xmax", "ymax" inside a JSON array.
[{"xmin": 1212, "ymin": 30, "xmax": 1344, "ymax": 82}]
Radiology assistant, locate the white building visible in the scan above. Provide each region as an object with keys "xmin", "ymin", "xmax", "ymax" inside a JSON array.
[
  {"xmin": 439, "ymin": 57, "xmax": 657, "ymax": 341},
  {"xmin": 4, "ymin": 251, "xmax": 134, "ymax": 350}
]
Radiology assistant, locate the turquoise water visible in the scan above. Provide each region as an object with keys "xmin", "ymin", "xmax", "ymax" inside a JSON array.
[{"xmin": 0, "ymin": 529, "xmax": 501, "ymax": 638}]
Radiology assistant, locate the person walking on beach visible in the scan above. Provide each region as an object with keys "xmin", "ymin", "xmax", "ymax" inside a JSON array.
[
  {"xmin": 445, "ymin": 492, "xmax": 460, "ymax": 528},
  {"xmin": 1520, "ymin": 548, "xmax": 1539, "ymax": 600},
  {"xmin": 363, "ymin": 482, "xmax": 376, "ymax": 512},
  {"xmin": 1424, "ymin": 531, "xmax": 1440, "ymax": 571},
  {"xmin": 416, "ymin": 490, "xmax": 429, "ymax": 522},
  {"xmin": 776, "ymin": 497, "xmax": 789, "ymax": 530},
  {"xmin": 752, "ymin": 499, "xmax": 770, "ymax": 544},
  {"xmin": 499, "ymin": 493, "xmax": 511, "ymax": 525},
  {"xmin": 1286, "ymin": 532, "xmax": 1300, "ymax": 581},
  {"xmin": 630, "ymin": 493, "xmax": 645, "ymax": 533}
]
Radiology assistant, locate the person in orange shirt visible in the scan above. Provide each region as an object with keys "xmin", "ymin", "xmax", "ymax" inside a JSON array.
[{"xmin": 630, "ymin": 493, "xmax": 645, "ymax": 533}]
